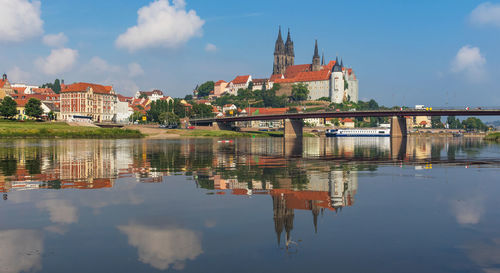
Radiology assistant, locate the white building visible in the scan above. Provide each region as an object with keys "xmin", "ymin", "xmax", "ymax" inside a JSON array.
[{"xmin": 134, "ymin": 90, "xmax": 164, "ymax": 101}]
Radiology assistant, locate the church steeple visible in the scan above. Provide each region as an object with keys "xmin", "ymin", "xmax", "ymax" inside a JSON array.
[
  {"xmin": 285, "ymin": 28, "xmax": 295, "ymax": 68},
  {"xmin": 321, "ymin": 51, "xmax": 325, "ymax": 66},
  {"xmin": 312, "ymin": 40, "xmax": 321, "ymax": 71},
  {"xmin": 273, "ymin": 26, "xmax": 287, "ymax": 75}
]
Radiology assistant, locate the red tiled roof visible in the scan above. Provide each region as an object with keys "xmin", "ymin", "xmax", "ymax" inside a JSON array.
[
  {"xmin": 275, "ymin": 68, "xmax": 331, "ymax": 84},
  {"xmin": 62, "ymin": 82, "xmax": 113, "ymax": 94},
  {"xmin": 139, "ymin": 90, "xmax": 163, "ymax": 96},
  {"xmin": 342, "ymin": 118, "xmax": 354, "ymax": 123},
  {"xmin": 232, "ymin": 75, "xmax": 250, "ymax": 85},
  {"xmin": 284, "ymin": 64, "xmax": 311, "ymax": 79},
  {"xmin": 14, "ymin": 98, "xmax": 29, "ymax": 107},
  {"xmin": 32, "ymin": 88, "xmax": 55, "ymax": 95},
  {"xmin": 117, "ymin": 94, "xmax": 133, "ymax": 102},
  {"xmin": 12, "ymin": 87, "xmax": 26, "ymax": 94},
  {"xmin": 252, "ymin": 78, "xmax": 268, "ymax": 84},
  {"xmin": 244, "ymin": 107, "xmax": 288, "ymax": 116},
  {"xmin": 215, "ymin": 80, "xmax": 227, "ymax": 86},
  {"xmin": 269, "ymin": 74, "xmax": 284, "ymax": 82},
  {"xmin": 0, "ymin": 79, "xmax": 7, "ymax": 88}
]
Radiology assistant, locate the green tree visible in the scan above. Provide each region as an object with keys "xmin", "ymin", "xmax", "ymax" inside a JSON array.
[
  {"xmin": 462, "ymin": 117, "xmax": 487, "ymax": 132},
  {"xmin": 48, "ymin": 111, "xmax": 56, "ymax": 121},
  {"xmin": 41, "ymin": 79, "xmax": 61, "ymax": 93},
  {"xmin": 291, "ymin": 83, "xmax": 309, "ymax": 102},
  {"xmin": 191, "ymin": 103, "xmax": 214, "ymax": 118},
  {"xmin": 431, "ymin": 116, "xmax": 444, "ymax": 128},
  {"xmin": 197, "ymin": 81, "xmax": 215, "ymax": 98},
  {"xmin": 139, "ymin": 93, "xmax": 148, "ymax": 99},
  {"xmin": 248, "ymin": 81, "xmax": 254, "ymax": 90},
  {"xmin": 447, "ymin": 116, "xmax": 462, "ymax": 129},
  {"xmin": 25, "ymin": 98, "xmax": 43, "ymax": 119},
  {"xmin": 0, "ymin": 96, "xmax": 18, "ymax": 119},
  {"xmin": 159, "ymin": 112, "xmax": 180, "ymax": 125},
  {"xmin": 184, "ymin": 95, "xmax": 193, "ymax": 101}
]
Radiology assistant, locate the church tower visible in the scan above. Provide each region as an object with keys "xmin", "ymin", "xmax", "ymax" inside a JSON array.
[
  {"xmin": 273, "ymin": 27, "xmax": 286, "ymax": 75},
  {"xmin": 312, "ymin": 40, "xmax": 321, "ymax": 71},
  {"xmin": 285, "ymin": 29, "xmax": 295, "ymax": 68}
]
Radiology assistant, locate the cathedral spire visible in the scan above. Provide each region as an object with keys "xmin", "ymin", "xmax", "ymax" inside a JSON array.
[
  {"xmin": 321, "ymin": 51, "xmax": 325, "ymax": 66},
  {"xmin": 312, "ymin": 40, "xmax": 321, "ymax": 71},
  {"xmin": 341, "ymin": 58, "xmax": 344, "ymax": 68},
  {"xmin": 314, "ymin": 40, "xmax": 320, "ymax": 58}
]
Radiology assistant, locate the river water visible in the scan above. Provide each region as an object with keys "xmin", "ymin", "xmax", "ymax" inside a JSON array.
[{"xmin": 1, "ymin": 137, "xmax": 500, "ymax": 273}]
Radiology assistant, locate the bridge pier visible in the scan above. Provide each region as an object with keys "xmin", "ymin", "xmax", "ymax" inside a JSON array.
[
  {"xmin": 390, "ymin": 116, "xmax": 408, "ymax": 138},
  {"xmin": 283, "ymin": 119, "xmax": 303, "ymax": 139},
  {"xmin": 212, "ymin": 121, "xmax": 232, "ymax": 131}
]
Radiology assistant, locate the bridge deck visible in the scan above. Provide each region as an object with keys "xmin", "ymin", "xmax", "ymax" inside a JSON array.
[{"xmin": 191, "ymin": 109, "xmax": 500, "ymax": 124}]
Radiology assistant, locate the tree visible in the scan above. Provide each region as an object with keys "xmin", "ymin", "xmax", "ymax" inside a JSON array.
[
  {"xmin": 197, "ymin": 81, "xmax": 214, "ymax": 97},
  {"xmin": 191, "ymin": 103, "xmax": 214, "ymax": 118},
  {"xmin": 447, "ymin": 116, "xmax": 461, "ymax": 129},
  {"xmin": 41, "ymin": 79, "xmax": 61, "ymax": 93},
  {"xmin": 184, "ymin": 95, "xmax": 193, "ymax": 101},
  {"xmin": 48, "ymin": 111, "xmax": 56, "ymax": 121},
  {"xmin": 431, "ymin": 116, "xmax": 444, "ymax": 128},
  {"xmin": 25, "ymin": 98, "xmax": 43, "ymax": 119},
  {"xmin": 462, "ymin": 117, "xmax": 487, "ymax": 132},
  {"xmin": 159, "ymin": 112, "xmax": 180, "ymax": 125},
  {"xmin": 139, "ymin": 93, "xmax": 148, "ymax": 99},
  {"xmin": 0, "ymin": 97, "xmax": 18, "ymax": 119},
  {"xmin": 248, "ymin": 81, "xmax": 254, "ymax": 91},
  {"xmin": 291, "ymin": 83, "xmax": 309, "ymax": 102}
]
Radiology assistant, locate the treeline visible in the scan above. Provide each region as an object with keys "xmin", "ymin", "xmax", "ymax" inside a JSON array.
[
  {"xmin": 0, "ymin": 97, "xmax": 48, "ymax": 120},
  {"xmin": 132, "ymin": 99, "xmax": 214, "ymax": 124}
]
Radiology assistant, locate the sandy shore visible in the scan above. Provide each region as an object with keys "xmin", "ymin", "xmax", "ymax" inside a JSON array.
[{"xmin": 124, "ymin": 125, "xmax": 181, "ymax": 139}]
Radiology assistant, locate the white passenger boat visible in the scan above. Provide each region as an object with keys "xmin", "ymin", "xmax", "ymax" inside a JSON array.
[{"xmin": 325, "ymin": 128, "xmax": 390, "ymax": 137}]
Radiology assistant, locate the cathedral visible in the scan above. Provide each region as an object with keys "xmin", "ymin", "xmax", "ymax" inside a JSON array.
[{"xmin": 271, "ymin": 27, "xmax": 359, "ymax": 104}]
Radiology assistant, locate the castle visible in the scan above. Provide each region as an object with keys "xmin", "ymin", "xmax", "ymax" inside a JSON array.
[{"xmin": 271, "ymin": 27, "xmax": 359, "ymax": 104}]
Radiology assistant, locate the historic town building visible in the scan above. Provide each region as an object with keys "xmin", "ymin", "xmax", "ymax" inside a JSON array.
[
  {"xmin": 270, "ymin": 29, "xmax": 359, "ymax": 103},
  {"xmin": 273, "ymin": 27, "xmax": 295, "ymax": 75},
  {"xmin": 0, "ymin": 74, "xmax": 14, "ymax": 99},
  {"xmin": 60, "ymin": 82, "xmax": 117, "ymax": 122}
]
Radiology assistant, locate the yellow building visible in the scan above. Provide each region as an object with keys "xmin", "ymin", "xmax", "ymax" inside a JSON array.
[{"xmin": 0, "ymin": 74, "xmax": 14, "ymax": 99}]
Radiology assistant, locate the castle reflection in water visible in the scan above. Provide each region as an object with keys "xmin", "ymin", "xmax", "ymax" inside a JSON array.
[{"xmin": 0, "ymin": 137, "xmax": 484, "ymax": 245}]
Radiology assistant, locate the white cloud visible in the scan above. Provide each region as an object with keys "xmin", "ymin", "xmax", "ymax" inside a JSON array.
[
  {"xmin": 0, "ymin": 229, "xmax": 43, "ymax": 273},
  {"xmin": 35, "ymin": 48, "xmax": 78, "ymax": 75},
  {"xmin": 80, "ymin": 57, "xmax": 142, "ymax": 94},
  {"xmin": 116, "ymin": 0, "xmax": 204, "ymax": 52},
  {"xmin": 118, "ymin": 224, "xmax": 203, "ymax": 270},
  {"xmin": 451, "ymin": 45, "xmax": 486, "ymax": 81},
  {"xmin": 128, "ymin": 63, "xmax": 144, "ymax": 77},
  {"xmin": 0, "ymin": 0, "xmax": 43, "ymax": 42},
  {"xmin": 469, "ymin": 2, "xmax": 500, "ymax": 28},
  {"xmin": 37, "ymin": 199, "xmax": 78, "ymax": 224},
  {"xmin": 42, "ymin": 32, "xmax": 68, "ymax": 48},
  {"xmin": 205, "ymin": 43, "xmax": 217, "ymax": 53},
  {"xmin": 451, "ymin": 196, "xmax": 484, "ymax": 225},
  {"xmin": 7, "ymin": 66, "xmax": 31, "ymax": 83},
  {"xmin": 86, "ymin": 56, "xmax": 122, "ymax": 74}
]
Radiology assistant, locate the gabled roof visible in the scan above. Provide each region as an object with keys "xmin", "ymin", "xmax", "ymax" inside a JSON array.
[
  {"xmin": 252, "ymin": 78, "xmax": 268, "ymax": 84},
  {"xmin": 275, "ymin": 69, "xmax": 330, "ymax": 83},
  {"xmin": 215, "ymin": 80, "xmax": 227, "ymax": 86},
  {"xmin": 0, "ymin": 79, "xmax": 8, "ymax": 88},
  {"xmin": 139, "ymin": 90, "xmax": 163, "ymax": 96},
  {"xmin": 284, "ymin": 64, "xmax": 311, "ymax": 79},
  {"xmin": 232, "ymin": 75, "xmax": 251, "ymax": 85},
  {"xmin": 62, "ymin": 82, "xmax": 113, "ymax": 94},
  {"xmin": 269, "ymin": 74, "xmax": 284, "ymax": 82}
]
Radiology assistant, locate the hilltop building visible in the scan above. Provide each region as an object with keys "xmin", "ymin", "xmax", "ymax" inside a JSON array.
[
  {"xmin": 270, "ymin": 28, "xmax": 359, "ymax": 103},
  {"xmin": 134, "ymin": 90, "xmax": 165, "ymax": 101}
]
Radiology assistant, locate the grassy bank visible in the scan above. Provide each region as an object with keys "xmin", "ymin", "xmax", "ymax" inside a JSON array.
[
  {"xmin": 485, "ymin": 132, "xmax": 500, "ymax": 142},
  {"xmin": 183, "ymin": 129, "xmax": 316, "ymax": 138},
  {"xmin": 0, "ymin": 121, "xmax": 143, "ymax": 139}
]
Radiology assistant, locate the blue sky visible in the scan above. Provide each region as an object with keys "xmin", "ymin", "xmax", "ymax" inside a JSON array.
[{"xmin": 1, "ymin": 0, "xmax": 499, "ymax": 107}]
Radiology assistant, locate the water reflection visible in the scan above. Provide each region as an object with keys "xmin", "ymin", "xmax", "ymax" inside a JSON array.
[
  {"xmin": 0, "ymin": 137, "xmax": 499, "ymax": 272},
  {"xmin": 118, "ymin": 224, "xmax": 203, "ymax": 270}
]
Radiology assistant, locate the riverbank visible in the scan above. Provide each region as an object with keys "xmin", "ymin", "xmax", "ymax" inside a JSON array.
[
  {"xmin": 0, "ymin": 121, "xmax": 143, "ymax": 138},
  {"xmin": 485, "ymin": 132, "xmax": 500, "ymax": 141}
]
